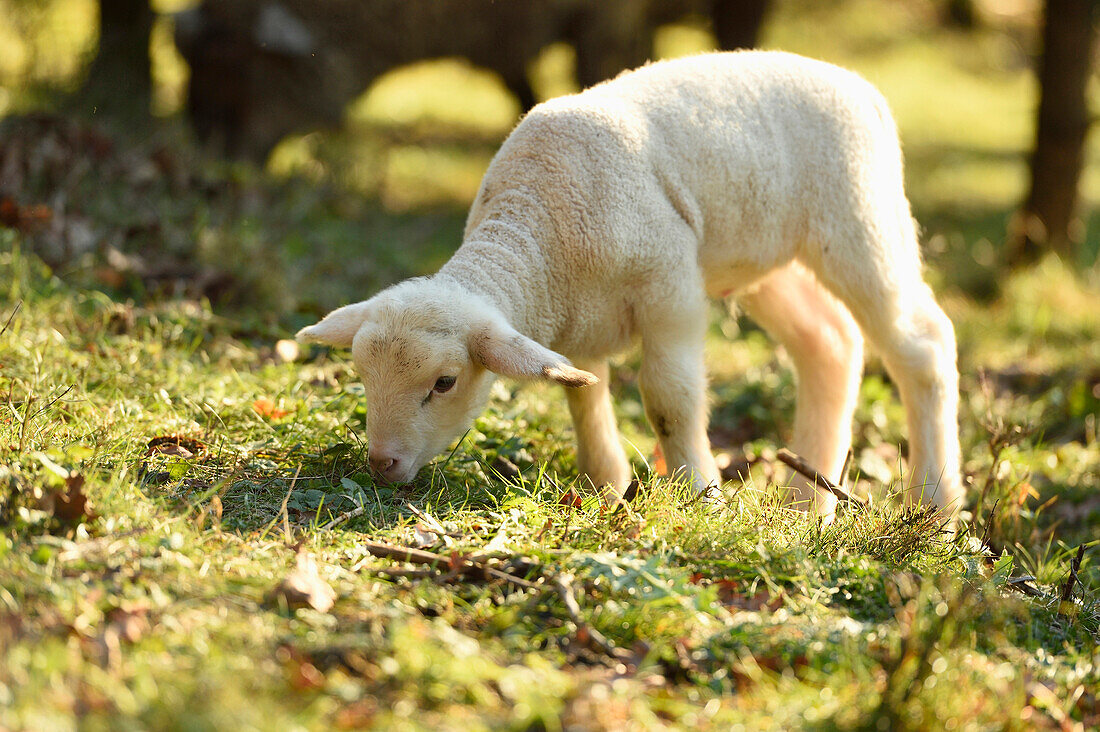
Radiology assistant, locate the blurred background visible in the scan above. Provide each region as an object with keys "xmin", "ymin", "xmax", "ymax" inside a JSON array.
[{"xmin": 0, "ymin": 0, "xmax": 1097, "ymax": 318}]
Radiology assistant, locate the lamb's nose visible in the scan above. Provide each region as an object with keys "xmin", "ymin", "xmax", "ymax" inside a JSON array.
[{"xmin": 369, "ymin": 453, "xmax": 399, "ymax": 479}]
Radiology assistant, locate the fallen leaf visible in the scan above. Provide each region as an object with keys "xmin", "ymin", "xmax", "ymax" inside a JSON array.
[
  {"xmin": 269, "ymin": 553, "xmax": 336, "ymax": 612},
  {"xmin": 0, "ymin": 195, "xmax": 52, "ymax": 232},
  {"xmin": 146, "ymin": 435, "xmax": 205, "ymax": 457},
  {"xmin": 289, "ymin": 658, "xmax": 325, "ymax": 690},
  {"xmin": 253, "ymin": 397, "xmax": 290, "ymax": 419},
  {"xmin": 277, "ymin": 644, "xmax": 326, "ymax": 691},
  {"xmin": 151, "ymin": 443, "xmax": 193, "ymax": 459},
  {"xmin": 490, "ymin": 455, "xmax": 520, "ymax": 480},
  {"xmin": 209, "ymin": 494, "xmax": 223, "ymax": 522},
  {"xmin": 409, "ymin": 523, "xmax": 440, "ymax": 549},
  {"xmin": 50, "ymin": 474, "xmax": 98, "ymax": 523},
  {"xmin": 333, "ymin": 699, "xmax": 377, "ymax": 729},
  {"xmin": 105, "ymin": 604, "xmax": 150, "ymax": 644},
  {"xmin": 558, "ymin": 489, "xmax": 583, "ymax": 509}
]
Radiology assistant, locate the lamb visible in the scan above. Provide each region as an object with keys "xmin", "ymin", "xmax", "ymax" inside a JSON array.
[{"xmin": 297, "ymin": 51, "xmax": 963, "ymax": 521}]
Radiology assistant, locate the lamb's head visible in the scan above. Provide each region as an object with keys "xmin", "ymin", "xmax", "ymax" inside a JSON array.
[{"xmin": 296, "ymin": 279, "xmax": 598, "ymax": 483}]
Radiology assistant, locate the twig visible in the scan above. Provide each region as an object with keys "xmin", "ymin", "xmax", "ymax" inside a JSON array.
[
  {"xmin": 257, "ymin": 465, "xmax": 301, "ymax": 542},
  {"xmin": 322, "ymin": 505, "xmax": 366, "ymax": 531},
  {"xmin": 776, "ymin": 448, "xmax": 866, "ymax": 507},
  {"xmin": 0, "ymin": 299, "xmax": 21, "ymax": 338},
  {"xmin": 480, "ymin": 565, "xmax": 541, "ymax": 590},
  {"xmin": 17, "ymin": 394, "xmax": 34, "ymax": 453},
  {"xmin": 405, "ymin": 502, "xmax": 447, "ymax": 534},
  {"xmin": 551, "ymin": 574, "xmax": 632, "ymax": 661},
  {"xmin": 351, "ymin": 539, "xmax": 541, "ymax": 590},
  {"xmin": 1060, "ymin": 545, "xmax": 1086, "ymax": 606},
  {"xmin": 29, "ymin": 384, "xmax": 75, "ymax": 421},
  {"xmin": 839, "ymin": 447, "xmax": 854, "ymax": 489},
  {"xmin": 358, "ymin": 566, "xmax": 441, "ymax": 580},
  {"xmin": 980, "ymin": 499, "xmax": 1000, "ymax": 555},
  {"xmin": 357, "ymin": 539, "xmax": 449, "ymax": 565},
  {"xmin": 404, "ymin": 502, "xmax": 457, "ymax": 545},
  {"xmin": 1007, "ymin": 577, "xmax": 1045, "ymax": 598}
]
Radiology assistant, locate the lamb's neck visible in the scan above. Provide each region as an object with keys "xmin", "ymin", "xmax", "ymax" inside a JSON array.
[{"xmin": 436, "ymin": 218, "xmax": 553, "ymax": 342}]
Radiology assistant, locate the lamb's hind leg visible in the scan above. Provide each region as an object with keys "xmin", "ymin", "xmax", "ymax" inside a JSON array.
[
  {"xmin": 564, "ymin": 359, "xmax": 632, "ymax": 503},
  {"xmin": 738, "ymin": 262, "xmax": 864, "ymax": 519},
  {"xmin": 810, "ymin": 232, "xmax": 963, "ymax": 518}
]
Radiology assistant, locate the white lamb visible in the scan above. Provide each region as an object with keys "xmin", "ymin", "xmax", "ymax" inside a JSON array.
[{"xmin": 298, "ymin": 51, "xmax": 963, "ymax": 520}]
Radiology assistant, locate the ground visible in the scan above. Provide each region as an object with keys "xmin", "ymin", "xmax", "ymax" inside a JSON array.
[{"xmin": 1, "ymin": 1, "xmax": 1098, "ymax": 730}]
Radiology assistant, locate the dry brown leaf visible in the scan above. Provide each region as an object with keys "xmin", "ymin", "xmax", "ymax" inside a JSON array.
[
  {"xmin": 105, "ymin": 604, "xmax": 150, "ymax": 644},
  {"xmin": 558, "ymin": 489, "xmax": 583, "ymax": 509},
  {"xmin": 50, "ymin": 474, "xmax": 98, "ymax": 523},
  {"xmin": 269, "ymin": 553, "xmax": 336, "ymax": 612},
  {"xmin": 146, "ymin": 435, "xmax": 205, "ymax": 458},
  {"xmin": 0, "ymin": 195, "xmax": 52, "ymax": 232},
  {"xmin": 253, "ymin": 397, "xmax": 290, "ymax": 419},
  {"xmin": 490, "ymin": 455, "xmax": 520, "ymax": 480},
  {"xmin": 152, "ymin": 443, "xmax": 193, "ymax": 459},
  {"xmin": 209, "ymin": 494, "xmax": 223, "ymax": 522},
  {"xmin": 333, "ymin": 699, "xmax": 378, "ymax": 729},
  {"xmin": 410, "ymin": 523, "xmax": 440, "ymax": 549},
  {"xmin": 277, "ymin": 644, "xmax": 327, "ymax": 691}
]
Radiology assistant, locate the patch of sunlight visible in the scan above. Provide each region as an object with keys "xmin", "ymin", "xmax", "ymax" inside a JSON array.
[
  {"xmin": 0, "ymin": 5, "xmax": 29, "ymax": 79},
  {"xmin": 761, "ymin": 0, "xmax": 1037, "ymax": 153},
  {"xmin": 653, "ymin": 23, "xmax": 717, "ymax": 60},
  {"xmin": 150, "ymin": 14, "xmax": 189, "ymax": 117},
  {"xmin": 763, "ymin": 0, "xmax": 932, "ymax": 60},
  {"xmin": 1079, "ymin": 130, "xmax": 1100, "ymax": 206},
  {"xmin": 0, "ymin": 0, "xmax": 97, "ymax": 87},
  {"xmin": 912, "ymin": 156, "xmax": 1028, "ymax": 211},
  {"xmin": 267, "ymin": 134, "xmax": 327, "ymax": 182},
  {"xmin": 528, "ymin": 42, "xmax": 579, "ymax": 102},
  {"xmin": 381, "ymin": 145, "xmax": 494, "ymax": 211},
  {"xmin": 865, "ymin": 45, "xmax": 1035, "ymax": 153},
  {"xmin": 348, "ymin": 59, "xmax": 518, "ymax": 135},
  {"xmin": 151, "ymin": 0, "xmax": 198, "ymax": 12}
]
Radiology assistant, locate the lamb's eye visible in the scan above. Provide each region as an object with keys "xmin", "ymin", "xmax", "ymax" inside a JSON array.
[{"xmin": 433, "ymin": 376, "xmax": 456, "ymax": 394}]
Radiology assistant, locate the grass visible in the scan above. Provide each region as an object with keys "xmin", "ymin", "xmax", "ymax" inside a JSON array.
[
  {"xmin": 2, "ymin": 0, "xmax": 1100, "ymax": 728},
  {"xmin": 2, "ymin": 220, "xmax": 1099, "ymax": 730}
]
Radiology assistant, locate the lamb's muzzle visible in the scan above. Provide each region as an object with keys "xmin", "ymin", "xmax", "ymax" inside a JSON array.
[{"xmin": 298, "ymin": 50, "xmax": 964, "ymax": 523}]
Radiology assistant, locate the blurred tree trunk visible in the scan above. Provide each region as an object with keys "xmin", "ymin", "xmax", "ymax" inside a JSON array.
[
  {"xmin": 1009, "ymin": 0, "xmax": 1098, "ymax": 265},
  {"xmin": 942, "ymin": 0, "xmax": 976, "ymax": 28},
  {"xmin": 710, "ymin": 0, "xmax": 770, "ymax": 50},
  {"xmin": 74, "ymin": 0, "xmax": 154, "ymax": 121}
]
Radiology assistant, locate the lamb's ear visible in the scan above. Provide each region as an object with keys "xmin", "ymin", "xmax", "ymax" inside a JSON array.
[
  {"xmin": 470, "ymin": 324, "xmax": 598, "ymax": 388},
  {"xmin": 296, "ymin": 301, "xmax": 373, "ymax": 348}
]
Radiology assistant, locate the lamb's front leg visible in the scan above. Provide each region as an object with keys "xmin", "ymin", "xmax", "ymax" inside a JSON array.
[
  {"xmin": 565, "ymin": 359, "xmax": 632, "ymax": 502},
  {"xmin": 638, "ymin": 324, "xmax": 720, "ymax": 494}
]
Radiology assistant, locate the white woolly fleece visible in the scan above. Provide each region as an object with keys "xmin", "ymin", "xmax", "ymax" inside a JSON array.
[{"xmin": 300, "ymin": 51, "xmax": 963, "ymax": 520}]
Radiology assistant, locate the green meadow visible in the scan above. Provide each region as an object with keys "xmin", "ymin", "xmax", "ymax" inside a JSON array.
[{"xmin": 1, "ymin": 1, "xmax": 1097, "ymax": 729}]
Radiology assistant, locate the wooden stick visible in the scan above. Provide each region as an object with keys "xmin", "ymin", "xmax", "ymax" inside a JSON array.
[
  {"xmin": 839, "ymin": 447, "xmax": 854, "ymax": 489},
  {"xmin": 551, "ymin": 574, "xmax": 632, "ymax": 661},
  {"xmin": 358, "ymin": 566, "xmax": 441, "ymax": 580},
  {"xmin": 980, "ymin": 498, "xmax": 1000, "ymax": 554},
  {"xmin": 776, "ymin": 448, "xmax": 866, "ymax": 506},
  {"xmin": 1007, "ymin": 577, "xmax": 1045, "ymax": 599},
  {"xmin": 358, "ymin": 539, "xmax": 447, "ymax": 566},
  {"xmin": 321, "ymin": 506, "xmax": 366, "ymax": 531},
  {"xmin": 353, "ymin": 539, "xmax": 542, "ymax": 590},
  {"xmin": 0, "ymin": 300, "xmax": 21, "ymax": 338},
  {"xmin": 1060, "ymin": 545, "xmax": 1086, "ymax": 604},
  {"xmin": 405, "ymin": 502, "xmax": 447, "ymax": 534}
]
